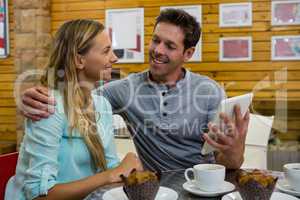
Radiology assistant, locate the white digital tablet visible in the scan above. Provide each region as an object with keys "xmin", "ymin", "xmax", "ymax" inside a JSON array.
[{"xmin": 201, "ymin": 93, "xmax": 254, "ymax": 155}]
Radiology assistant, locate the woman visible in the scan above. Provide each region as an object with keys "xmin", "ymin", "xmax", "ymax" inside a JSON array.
[{"xmin": 5, "ymin": 19, "xmax": 142, "ymax": 200}]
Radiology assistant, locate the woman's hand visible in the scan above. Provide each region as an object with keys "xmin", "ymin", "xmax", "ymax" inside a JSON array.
[{"xmin": 108, "ymin": 152, "xmax": 143, "ymax": 183}]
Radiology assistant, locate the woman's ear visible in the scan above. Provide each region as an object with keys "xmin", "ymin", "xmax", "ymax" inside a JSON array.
[
  {"xmin": 75, "ymin": 54, "xmax": 85, "ymax": 70},
  {"xmin": 183, "ymin": 47, "xmax": 195, "ymax": 62}
]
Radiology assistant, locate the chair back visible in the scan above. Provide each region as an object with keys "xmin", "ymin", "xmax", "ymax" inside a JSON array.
[
  {"xmin": 242, "ymin": 114, "xmax": 274, "ymax": 169},
  {"xmin": 0, "ymin": 152, "xmax": 18, "ymax": 200},
  {"xmin": 246, "ymin": 114, "xmax": 274, "ymax": 147}
]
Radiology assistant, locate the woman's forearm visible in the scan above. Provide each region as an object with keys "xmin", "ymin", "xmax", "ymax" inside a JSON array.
[
  {"xmin": 33, "ymin": 152, "xmax": 142, "ymax": 200},
  {"xmin": 35, "ymin": 170, "xmax": 114, "ymax": 200}
]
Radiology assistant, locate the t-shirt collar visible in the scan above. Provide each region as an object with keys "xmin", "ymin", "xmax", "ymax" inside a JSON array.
[{"xmin": 145, "ymin": 68, "xmax": 190, "ymax": 90}]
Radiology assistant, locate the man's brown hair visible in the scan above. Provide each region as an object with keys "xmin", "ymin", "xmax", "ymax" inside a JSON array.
[{"xmin": 155, "ymin": 8, "xmax": 201, "ymax": 51}]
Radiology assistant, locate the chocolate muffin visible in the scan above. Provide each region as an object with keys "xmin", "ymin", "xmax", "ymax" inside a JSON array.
[
  {"xmin": 237, "ymin": 169, "xmax": 278, "ymax": 200},
  {"xmin": 121, "ymin": 169, "xmax": 160, "ymax": 200}
]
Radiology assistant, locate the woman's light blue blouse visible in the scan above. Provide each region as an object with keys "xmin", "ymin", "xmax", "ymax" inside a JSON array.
[{"xmin": 5, "ymin": 90, "xmax": 120, "ymax": 200}]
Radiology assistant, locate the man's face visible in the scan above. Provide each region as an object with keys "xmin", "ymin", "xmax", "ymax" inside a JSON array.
[{"xmin": 148, "ymin": 22, "xmax": 194, "ymax": 81}]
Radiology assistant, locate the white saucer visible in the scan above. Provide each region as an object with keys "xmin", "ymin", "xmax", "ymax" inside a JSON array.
[
  {"xmin": 276, "ymin": 179, "xmax": 300, "ymax": 197},
  {"xmin": 182, "ymin": 180, "xmax": 235, "ymax": 197},
  {"xmin": 102, "ymin": 186, "xmax": 178, "ymax": 200},
  {"xmin": 222, "ymin": 191, "xmax": 299, "ymax": 200}
]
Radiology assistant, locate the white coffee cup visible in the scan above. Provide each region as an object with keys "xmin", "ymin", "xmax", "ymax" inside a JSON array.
[
  {"xmin": 284, "ymin": 163, "xmax": 300, "ymax": 192},
  {"xmin": 184, "ymin": 164, "xmax": 225, "ymax": 192}
]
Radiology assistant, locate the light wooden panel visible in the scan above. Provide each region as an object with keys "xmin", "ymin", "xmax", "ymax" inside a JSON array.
[
  {"xmin": 0, "ymin": 1, "xmax": 17, "ymax": 144},
  {"xmin": 49, "ymin": 0, "xmax": 300, "ymax": 141}
]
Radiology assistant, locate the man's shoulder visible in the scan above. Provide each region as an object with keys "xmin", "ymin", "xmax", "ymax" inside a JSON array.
[
  {"xmin": 109, "ymin": 72, "xmax": 147, "ymax": 85},
  {"xmin": 100, "ymin": 71, "xmax": 147, "ymax": 97},
  {"xmin": 187, "ymin": 71, "xmax": 226, "ymax": 107},
  {"xmin": 106, "ymin": 71, "xmax": 147, "ymax": 88},
  {"xmin": 124, "ymin": 71, "xmax": 148, "ymax": 84},
  {"xmin": 187, "ymin": 71, "xmax": 225, "ymax": 99}
]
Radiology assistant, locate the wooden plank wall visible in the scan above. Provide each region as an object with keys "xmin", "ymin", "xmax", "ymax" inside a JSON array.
[
  {"xmin": 0, "ymin": 1, "xmax": 17, "ymax": 144},
  {"xmin": 49, "ymin": 0, "xmax": 299, "ymax": 141}
]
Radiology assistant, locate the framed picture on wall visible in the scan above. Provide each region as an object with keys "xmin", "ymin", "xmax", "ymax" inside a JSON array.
[
  {"xmin": 272, "ymin": 0, "xmax": 300, "ymax": 26},
  {"xmin": 272, "ymin": 36, "xmax": 300, "ymax": 60},
  {"xmin": 0, "ymin": 0, "xmax": 9, "ymax": 58},
  {"xmin": 105, "ymin": 8, "xmax": 144, "ymax": 63},
  {"xmin": 160, "ymin": 5, "xmax": 202, "ymax": 62},
  {"xmin": 219, "ymin": 3, "xmax": 252, "ymax": 27},
  {"xmin": 220, "ymin": 37, "xmax": 252, "ymax": 61}
]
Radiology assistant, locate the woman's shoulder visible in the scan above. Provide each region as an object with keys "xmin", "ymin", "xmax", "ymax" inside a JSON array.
[
  {"xmin": 24, "ymin": 90, "xmax": 67, "ymax": 140},
  {"xmin": 26, "ymin": 90, "xmax": 67, "ymax": 129},
  {"xmin": 91, "ymin": 89, "xmax": 112, "ymax": 114},
  {"xmin": 51, "ymin": 89, "xmax": 65, "ymax": 114}
]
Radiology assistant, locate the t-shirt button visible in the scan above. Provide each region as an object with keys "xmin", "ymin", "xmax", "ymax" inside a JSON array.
[
  {"xmin": 162, "ymin": 92, "xmax": 166, "ymax": 96},
  {"xmin": 162, "ymin": 113, "xmax": 167, "ymax": 117},
  {"xmin": 163, "ymin": 102, "xmax": 168, "ymax": 106}
]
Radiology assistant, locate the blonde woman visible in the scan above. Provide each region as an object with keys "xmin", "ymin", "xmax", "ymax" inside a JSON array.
[{"xmin": 5, "ymin": 19, "xmax": 142, "ymax": 200}]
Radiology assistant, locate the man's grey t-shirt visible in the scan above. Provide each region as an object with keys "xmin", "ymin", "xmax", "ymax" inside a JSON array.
[{"xmin": 99, "ymin": 69, "xmax": 225, "ymax": 172}]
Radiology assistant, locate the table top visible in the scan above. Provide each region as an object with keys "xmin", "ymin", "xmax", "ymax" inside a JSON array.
[{"xmin": 85, "ymin": 169, "xmax": 284, "ymax": 200}]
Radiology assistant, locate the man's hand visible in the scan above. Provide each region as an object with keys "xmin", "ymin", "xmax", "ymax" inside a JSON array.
[
  {"xmin": 203, "ymin": 105, "xmax": 250, "ymax": 169},
  {"xmin": 20, "ymin": 86, "xmax": 56, "ymax": 121}
]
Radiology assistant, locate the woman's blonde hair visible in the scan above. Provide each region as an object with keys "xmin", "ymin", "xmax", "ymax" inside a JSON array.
[{"xmin": 41, "ymin": 19, "xmax": 107, "ymax": 171}]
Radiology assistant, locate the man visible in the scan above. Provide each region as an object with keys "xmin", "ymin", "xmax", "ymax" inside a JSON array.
[{"xmin": 21, "ymin": 9, "xmax": 249, "ymax": 172}]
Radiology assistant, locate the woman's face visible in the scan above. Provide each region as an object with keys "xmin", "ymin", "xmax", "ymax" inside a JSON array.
[{"xmin": 79, "ymin": 31, "xmax": 118, "ymax": 84}]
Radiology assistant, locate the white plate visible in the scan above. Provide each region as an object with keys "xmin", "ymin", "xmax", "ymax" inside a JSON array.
[
  {"xmin": 182, "ymin": 180, "xmax": 235, "ymax": 197},
  {"xmin": 222, "ymin": 191, "xmax": 299, "ymax": 200},
  {"xmin": 276, "ymin": 179, "xmax": 300, "ymax": 197},
  {"xmin": 102, "ymin": 186, "xmax": 178, "ymax": 200}
]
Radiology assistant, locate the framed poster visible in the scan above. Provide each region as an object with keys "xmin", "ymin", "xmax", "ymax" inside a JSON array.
[
  {"xmin": 105, "ymin": 8, "xmax": 144, "ymax": 63},
  {"xmin": 220, "ymin": 37, "xmax": 252, "ymax": 61},
  {"xmin": 272, "ymin": 0, "xmax": 300, "ymax": 26},
  {"xmin": 160, "ymin": 5, "xmax": 202, "ymax": 62},
  {"xmin": 0, "ymin": 0, "xmax": 9, "ymax": 58},
  {"xmin": 219, "ymin": 3, "xmax": 252, "ymax": 27},
  {"xmin": 272, "ymin": 35, "xmax": 300, "ymax": 60}
]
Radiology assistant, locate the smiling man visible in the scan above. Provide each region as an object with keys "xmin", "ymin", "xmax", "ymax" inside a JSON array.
[{"xmin": 21, "ymin": 9, "xmax": 249, "ymax": 172}]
